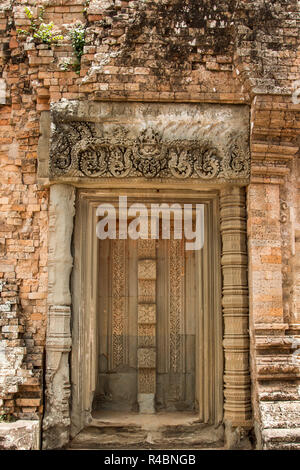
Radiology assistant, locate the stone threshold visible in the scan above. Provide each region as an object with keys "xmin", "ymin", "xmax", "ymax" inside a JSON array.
[{"xmin": 67, "ymin": 411, "xmax": 224, "ymax": 450}]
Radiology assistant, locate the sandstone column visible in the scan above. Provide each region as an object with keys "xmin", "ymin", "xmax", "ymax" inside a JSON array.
[
  {"xmin": 43, "ymin": 184, "xmax": 75, "ymax": 449},
  {"xmin": 220, "ymin": 187, "xmax": 251, "ymax": 427}
]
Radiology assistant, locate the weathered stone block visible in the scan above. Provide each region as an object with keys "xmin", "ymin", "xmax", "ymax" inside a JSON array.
[
  {"xmin": 0, "ymin": 79, "xmax": 6, "ymax": 105},
  {"xmin": 0, "ymin": 420, "xmax": 40, "ymax": 450}
]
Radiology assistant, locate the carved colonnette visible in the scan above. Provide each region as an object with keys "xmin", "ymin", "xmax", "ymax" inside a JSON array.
[
  {"xmin": 43, "ymin": 184, "xmax": 75, "ymax": 449},
  {"xmin": 71, "ymin": 196, "xmax": 99, "ymax": 437},
  {"xmin": 220, "ymin": 187, "xmax": 251, "ymax": 426}
]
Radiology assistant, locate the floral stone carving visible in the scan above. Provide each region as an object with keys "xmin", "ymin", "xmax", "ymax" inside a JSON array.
[{"xmin": 49, "ymin": 119, "xmax": 250, "ymax": 181}]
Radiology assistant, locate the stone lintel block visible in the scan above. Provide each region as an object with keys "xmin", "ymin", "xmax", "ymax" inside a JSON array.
[{"xmin": 49, "ymin": 102, "xmax": 250, "ymax": 183}]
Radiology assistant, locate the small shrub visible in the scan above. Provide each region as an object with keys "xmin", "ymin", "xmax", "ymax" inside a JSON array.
[
  {"xmin": 17, "ymin": 6, "xmax": 64, "ymax": 46},
  {"xmin": 0, "ymin": 414, "xmax": 17, "ymax": 423},
  {"xmin": 69, "ymin": 24, "xmax": 85, "ymax": 74},
  {"xmin": 82, "ymin": 0, "xmax": 90, "ymax": 19}
]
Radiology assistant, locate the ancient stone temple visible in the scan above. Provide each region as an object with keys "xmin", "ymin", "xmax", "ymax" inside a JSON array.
[{"xmin": 0, "ymin": 0, "xmax": 299, "ymax": 450}]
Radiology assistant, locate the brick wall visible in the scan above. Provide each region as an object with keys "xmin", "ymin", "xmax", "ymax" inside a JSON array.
[{"xmin": 0, "ymin": 0, "xmax": 299, "ymax": 448}]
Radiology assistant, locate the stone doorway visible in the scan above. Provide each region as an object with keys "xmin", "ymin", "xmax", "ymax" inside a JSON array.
[
  {"xmin": 43, "ymin": 184, "xmax": 251, "ymax": 449},
  {"xmin": 69, "ymin": 189, "xmax": 225, "ymax": 444},
  {"xmin": 42, "ymin": 101, "xmax": 251, "ymax": 449}
]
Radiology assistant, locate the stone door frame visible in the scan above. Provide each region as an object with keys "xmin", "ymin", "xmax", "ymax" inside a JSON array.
[
  {"xmin": 71, "ymin": 188, "xmax": 223, "ymax": 435},
  {"xmin": 40, "ymin": 101, "xmax": 251, "ymax": 449},
  {"xmin": 42, "ymin": 182, "xmax": 251, "ymax": 448}
]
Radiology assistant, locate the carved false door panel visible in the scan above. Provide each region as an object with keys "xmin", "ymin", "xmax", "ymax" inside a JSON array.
[
  {"xmin": 156, "ymin": 239, "xmax": 199, "ymax": 411},
  {"xmin": 95, "ymin": 238, "xmax": 138, "ymax": 411},
  {"xmin": 95, "ymin": 236, "xmax": 199, "ymax": 413}
]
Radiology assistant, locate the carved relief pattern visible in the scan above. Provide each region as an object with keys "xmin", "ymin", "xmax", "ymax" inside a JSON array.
[
  {"xmin": 137, "ymin": 239, "xmax": 156, "ymax": 259},
  {"xmin": 111, "ymin": 239, "xmax": 128, "ymax": 369},
  {"xmin": 138, "ymin": 324, "xmax": 156, "ymax": 347},
  {"xmin": 169, "ymin": 239, "xmax": 185, "ymax": 375},
  {"xmin": 138, "ymin": 348, "xmax": 156, "ymax": 368},
  {"xmin": 138, "ymin": 304, "xmax": 156, "ymax": 324},
  {"xmin": 44, "ymin": 307, "xmax": 72, "ymax": 432},
  {"xmin": 138, "ymin": 280, "xmax": 156, "ymax": 303},
  {"xmin": 137, "ymin": 239, "xmax": 157, "ymax": 402},
  {"xmin": 138, "ymin": 369, "xmax": 156, "ymax": 394},
  {"xmin": 280, "ymin": 196, "xmax": 293, "ymax": 323},
  {"xmin": 50, "ymin": 120, "xmax": 250, "ymax": 181},
  {"xmin": 138, "ymin": 260, "xmax": 156, "ymax": 280}
]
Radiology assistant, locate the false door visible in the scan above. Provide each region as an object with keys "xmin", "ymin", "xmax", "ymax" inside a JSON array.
[{"xmin": 94, "ymin": 235, "xmax": 200, "ymax": 413}]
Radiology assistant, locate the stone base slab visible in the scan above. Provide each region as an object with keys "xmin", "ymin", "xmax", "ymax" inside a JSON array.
[{"xmin": 138, "ymin": 393, "xmax": 155, "ymax": 414}]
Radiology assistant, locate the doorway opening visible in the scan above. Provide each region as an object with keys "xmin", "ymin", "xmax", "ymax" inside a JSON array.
[{"xmin": 71, "ymin": 189, "xmax": 223, "ymax": 447}]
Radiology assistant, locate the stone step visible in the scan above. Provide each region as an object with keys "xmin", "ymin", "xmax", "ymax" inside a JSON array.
[
  {"xmin": 68, "ymin": 412, "xmax": 224, "ymax": 450},
  {"xmin": 262, "ymin": 428, "xmax": 300, "ymax": 450},
  {"xmin": 260, "ymin": 401, "xmax": 300, "ymax": 429}
]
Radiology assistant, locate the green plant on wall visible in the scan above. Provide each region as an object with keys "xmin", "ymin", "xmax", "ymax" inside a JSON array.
[
  {"xmin": 69, "ymin": 24, "xmax": 85, "ymax": 74},
  {"xmin": 17, "ymin": 7, "xmax": 86, "ymax": 74},
  {"xmin": 17, "ymin": 6, "xmax": 64, "ymax": 45},
  {"xmin": 82, "ymin": 0, "xmax": 90, "ymax": 19},
  {"xmin": 0, "ymin": 414, "xmax": 17, "ymax": 423}
]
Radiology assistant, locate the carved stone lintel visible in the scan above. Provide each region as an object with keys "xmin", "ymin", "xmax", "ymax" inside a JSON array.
[
  {"xmin": 220, "ymin": 187, "xmax": 251, "ymax": 425},
  {"xmin": 49, "ymin": 102, "xmax": 250, "ymax": 183},
  {"xmin": 50, "ymin": 124, "xmax": 249, "ymax": 181}
]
